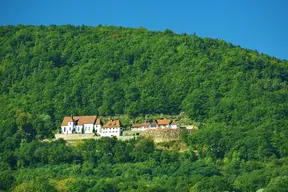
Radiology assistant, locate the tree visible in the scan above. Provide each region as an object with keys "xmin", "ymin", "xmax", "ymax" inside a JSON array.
[
  {"xmin": 13, "ymin": 109, "xmax": 36, "ymax": 141},
  {"xmin": 0, "ymin": 170, "xmax": 15, "ymax": 191},
  {"xmin": 191, "ymin": 176, "xmax": 233, "ymax": 192},
  {"xmin": 35, "ymin": 114, "xmax": 53, "ymax": 139},
  {"xmin": 131, "ymin": 137, "xmax": 155, "ymax": 162},
  {"xmin": 264, "ymin": 176, "xmax": 288, "ymax": 192},
  {"xmin": 13, "ymin": 178, "xmax": 57, "ymax": 192}
]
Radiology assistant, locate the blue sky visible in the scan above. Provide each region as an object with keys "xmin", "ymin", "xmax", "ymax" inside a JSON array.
[{"xmin": 1, "ymin": 0, "xmax": 287, "ymax": 60}]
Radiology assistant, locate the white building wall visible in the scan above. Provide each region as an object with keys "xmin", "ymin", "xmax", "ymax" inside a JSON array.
[
  {"xmin": 171, "ymin": 125, "xmax": 178, "ymax": 129},
  {"xmin": 61, "ymin": 126, "xmax": 68, "ymax": 134},
  {"xmin": 100, "ymin": 127, "xmax": 121, "ymax": 137},
  {"xmin": 158, "ymin": 125, "xmax": 169, "ymax": 128},
  {"xmin": 94, "ymin": 124, "xmax": 101, "ymax": 135},
  {"xmin": 131, "ymin": 126, "xmax": 150, "ymax": 131},
  {"xmin": 61, "ymin": 121, "xmax": 74, "ymax": 134},
  {"xmin": 83, "ymin": 124, "xmax": 94, "ymax": 134},
  {"xmin": 75, "ymin": 125, "xmax": 83, "ymax": 133},
  {"xmin": 62, "ymin": 122, "xmax": 102, "ymax": 134},
  {"xmin": 149, "ymin": 126, "xmax": 157, "ymax": 129}
]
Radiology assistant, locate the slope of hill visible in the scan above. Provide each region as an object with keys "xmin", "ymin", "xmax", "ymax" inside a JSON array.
[{"xmin": 0, "ymin": 25, "xmax": 287, "ymax": 191}]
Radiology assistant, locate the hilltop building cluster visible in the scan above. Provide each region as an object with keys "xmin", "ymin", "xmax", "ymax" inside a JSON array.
[
  {"xmin": 61, "ymin": 115, "xmax": 179, "ymax": 137},
  {"xmin": 131, "ymin": 119, "xmax": 179, "ymax": 131},
  {"xmin": 61, "ymin": 116, "xmax": 121, "ymax": 137}
]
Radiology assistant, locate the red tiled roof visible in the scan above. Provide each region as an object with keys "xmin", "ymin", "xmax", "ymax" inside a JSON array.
[
  {"xmin": 142, "ymin": 122, "xmax": 150, "ymax": 127},
  {"xmin": 131, "ymin": 122, "xmax": 150, "ymax": 128},
  {"xmin": 131, "ymin": 124, "xmax": 141, "ymax": 128},
  {"xmin": 156, "ymin": 119, "xmax": 171, "ymax": 125},
  {"xmin": 171, "ymin": 121, "xmax": 178, "ymax": 125},
  {"xmin": 96, "ymin": 118, "xmax": 101, "ymax": 125},
  {"xmin": 102, "ymin": 120, "xmax": 120, "ymax": 128},
  {"xmin": 61, "ymin": 116, "xmax": 73, "ymax": 126},
  {"xmin": 77, "ymin": 116, "xmax": 97, "ymax": 125},
  {"xmin": 61, "ymin": 116, "xmax": 97, "ymax": 126}
]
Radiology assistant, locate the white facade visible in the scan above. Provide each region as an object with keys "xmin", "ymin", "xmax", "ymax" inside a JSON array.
[
  {"xmin": 61, "ymin": 121, "xmax": 74, "ymax": 134},
  {"xmin": 75, "ymin": 125, "xmax": 83, "ymax": 133},
  {"xmin": 158, "ymin": 125, "xmax": 169, "ymax": 128},
  {"xmin": 100, "ymin": 127, "xmax": 122, "ymax": 137},
  {"xmin": 61, "ymin": 116, "xmax": 101, "ymax": 134},
  {"xmin": 94, "ymin": 124, "xmax": 101, "ymax": 135},
  {"xmin": 171, "ymin": 124, "xmax": 178, "ymax": 129},
  {"xmin": 131, "ymin": 122, "xmax": 151, "ymax": 131},
  {"xmin": 61, "ymin": 126, "xmax": 72, "ymax": 134},
  {"xmin": 62, "ymin": 124, "xmax": 101, "ymax": 134},
  {"xmin": 83, "ymin": 124, "xmax": 94, "ymax": 134},
  {"xmin": 131, "ymin": 126, "xmax": 150, "ymax": 131}
]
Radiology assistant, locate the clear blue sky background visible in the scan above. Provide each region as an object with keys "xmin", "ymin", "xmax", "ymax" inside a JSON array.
[{"xmin": 1, "ymin": 0, "xmax": 287, "ymax": 60}]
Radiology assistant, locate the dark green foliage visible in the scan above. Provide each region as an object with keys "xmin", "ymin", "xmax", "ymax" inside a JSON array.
[
  {"xmin": 0, "ymin": 137, "xmax": 287, "ymax": 191},
  {"xmin": 0, "ymin": 170, "xmax": 15, "ymax": 190},
  {"xmin": 131, "ymin": 137, "xmax": 155, "ymax": 161},
  {"xmin": 264, "ymin": 176, "xmax": 288, "ymax": 192},
  {"xmin": 0, "ymin": 25, "xmax": 287, "ymax": 191},
  {"xmin": 191, "ymin": 176, "xmax": 232, "ymax": 192},
  {"xmin": 0, "ymin": 25, "xmax": 287, "ymax": 131},
  {"xmin": 15, "ymin": 139, "xmax": 75, "ymax": 167},
  {"xmin": 13, "ymin": 177, "xmax": 57, "ymax": 192}
]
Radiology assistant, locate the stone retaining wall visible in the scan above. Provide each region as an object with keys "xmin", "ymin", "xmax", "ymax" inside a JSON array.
[
  {"xmin": 55, "ymin": 134, "xmax": 134, "ymax": 141},
  {"xmin": 122, "ymin": 130, "xmax": 141, "ymax": 136},
  {"xmin": 140, "ymin": 128, "xmax": 182, "ymax": 142},
  {"xmin": 55, "ymin": 128, "xmax": 195, "ymax": 142}
]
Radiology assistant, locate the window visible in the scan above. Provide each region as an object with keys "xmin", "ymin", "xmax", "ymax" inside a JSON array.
[{"xmin": 64, "ymin": 127, "xmax": 66, "ymax": 132}]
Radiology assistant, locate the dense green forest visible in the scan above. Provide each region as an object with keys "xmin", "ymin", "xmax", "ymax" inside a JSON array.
[{"xmin": 0, "ymin": 25, "xmax": 287, "ymax": 191}]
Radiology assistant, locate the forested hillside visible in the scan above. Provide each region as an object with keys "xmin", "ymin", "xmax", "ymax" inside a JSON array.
[{"xmin": 0, "ymin": 25, "xmax": 287, "ymax": 191}]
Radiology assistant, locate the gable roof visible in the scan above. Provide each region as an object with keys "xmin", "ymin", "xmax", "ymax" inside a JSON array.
[
  {"xmin": 131, "ymin": 122, "xmax": 150, "ymax": 128},
  {"xmin": 61, "ymin": 115, "xmax": 98, "ymax": 126},
  {"xmin": 61, "ymin": 116, "xmax": 74, "ymax": 126},
  {"xmin": 156, "ymin": 119, "xmax": 171, "ymax": 125},
  {"xmin": 171, "ymin": 121, "xmax": 178, "ymax": 125},
  {"xmin": 77, "ymin": 116, "xmax": 97, "ymax": 125},
  {"xmin": 102, "ymin": 120, "xmax": 120, "ymax": 128},
  {"xmin": 96, "ymin": 118, "xmax": 102, "ymax": 125}
]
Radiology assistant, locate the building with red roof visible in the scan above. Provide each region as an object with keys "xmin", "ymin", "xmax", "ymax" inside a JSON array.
[
  {"xmin": 61, "ymin": 115, "xmax": 102, "ymax": 134},
  {"xmin": 131, "ymin": 119, "xmax": 179, "ymax": 131},
  {"xmin": 171, "ymin": 121, "xmax": 179, "ymax": 129},
  {"xmin": 131, "ymin": 122, "xmax": 151, "ymax": 131},
  {"xmin": 156, "ymin": 119, "xmax": 172, "ymax": 128},
  {"xmin": 101, "ymin": 120, "xmax": 122, "ymax": 137}
]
